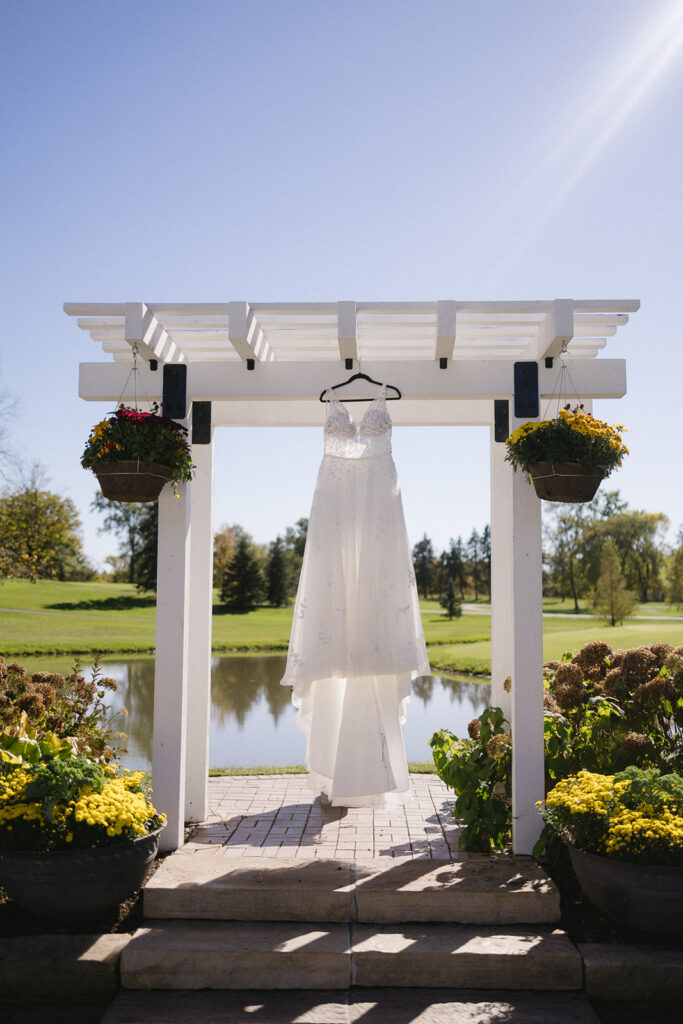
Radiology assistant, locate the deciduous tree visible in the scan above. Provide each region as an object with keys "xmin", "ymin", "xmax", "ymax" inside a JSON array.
[
  {"xmin": 0, "ymin": 467, "xmax": 90, "ymax": 582},
  {"xmin": 592, "ymin": 538, "xmax": 636, "ymax": 626}
]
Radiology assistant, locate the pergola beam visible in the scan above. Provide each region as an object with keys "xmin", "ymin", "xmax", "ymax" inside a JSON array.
[
  {"xmin": 337, "ymin": 301, "xmax": 357, "ymax": 365},
  {"xmin": 436, "ymin": 300, "xmax": 456, "ymax": 364},
  {"xmin": 79, "ymin": 357, "xmax": 627, "ymax": 406}
]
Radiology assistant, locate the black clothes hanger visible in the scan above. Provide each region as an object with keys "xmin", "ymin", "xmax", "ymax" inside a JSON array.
[{"xmin": 319, "ymin": 371, "xmax": 402, "ymax": 403}]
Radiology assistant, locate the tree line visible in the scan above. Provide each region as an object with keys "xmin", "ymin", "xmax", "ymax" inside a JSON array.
[{"xmin": 1, "ymin": 469, "xmax": 682, "ymax": 622}]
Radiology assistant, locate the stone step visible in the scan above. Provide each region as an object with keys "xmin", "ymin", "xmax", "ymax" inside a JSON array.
[
  {"xmin": 103, "ymin": 988, "xmax": 602, "ymax": 1024},
  {"xmin": 120, "ymin": 920, "xmax": 582, "ymax": 991},
  {"xmin": 143, "ymin": 854, "xmax": 560, "ymax": 924}
]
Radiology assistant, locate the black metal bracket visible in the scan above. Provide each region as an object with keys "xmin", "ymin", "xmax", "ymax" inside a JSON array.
[
  {"xmin": 439, "ymin": 357, "xmax": 448, "ymax": 369},
  {"xmin": 246, "ymin": 358, "xmax": 255, "ymax": 371},
  {"xmin": 545, "ymin": 356, "xmax": 554, "ymax": 369},
  {"xmin": 149, "ymin": 359, "xmax": 158, "ymax": 372},
  {"xmin": 494, "ymin": 399, "xmax": 509, "ymax": 442},
  {"xmin": 162, "ymin": 364, "xmax": 187, "ymax": 419},
  {"xmin": 513, "ymin": 361, "xmax": 539, "ymax": 419},
  {"xmin": 192, "ymin": 402, "xmax": 212, "ymax": 444},
  {"xmin": 345, "ymin": 358, "xmax": 353, "ymax": 370}
]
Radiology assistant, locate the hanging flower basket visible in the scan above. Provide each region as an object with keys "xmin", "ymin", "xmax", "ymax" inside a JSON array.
[
  {"xmin": 527, "ymin": 462, "xmax": 605, "ymax": 503},
  {"xmin": 81, "ymin": 403, "xmax": 194, "ymax": 503},
  {"xmin": 93, "ymin": 460, "xmax": 173, "ymax": 502},
  {"xmin": 505, "ymin": 405, "xmax": 628, "ymax": 504}
]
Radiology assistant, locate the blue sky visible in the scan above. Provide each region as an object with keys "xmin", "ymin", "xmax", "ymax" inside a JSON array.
[{"xmin": 1, "ymin": 0, "xmax": 682, "ymax": 568}]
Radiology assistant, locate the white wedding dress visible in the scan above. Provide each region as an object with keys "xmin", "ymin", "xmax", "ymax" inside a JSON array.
[{"xmin": 281, "ymin": 387, "xmax": 430, "ymax": 807}]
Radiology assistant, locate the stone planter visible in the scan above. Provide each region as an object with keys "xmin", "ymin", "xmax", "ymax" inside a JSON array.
[
  {"xmin": 569, "ymin": 845, "xmax": 683, "ymax": 934},
  {"xmin": 93, "ymin": 461, "xmax": 173, "ymax": 502},
  {"xmin": 528, "ymin": 462, "xmax": 604, "ymax": 503},
  {"xmin": 0, "ymin": 830, "xmax": 160, "ymax": 923}
]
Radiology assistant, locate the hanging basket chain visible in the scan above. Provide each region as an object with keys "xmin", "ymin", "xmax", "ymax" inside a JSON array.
[{"xmin": 542, "ymin": 341, "xmax": 583, "ymax": 420}]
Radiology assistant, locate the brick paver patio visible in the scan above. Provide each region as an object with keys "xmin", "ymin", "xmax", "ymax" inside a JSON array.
[{"xmin": 183, "ymin": 775, "xmax": 465, "ymax": 860}]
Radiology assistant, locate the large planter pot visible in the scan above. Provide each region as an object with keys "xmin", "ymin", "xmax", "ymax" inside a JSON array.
[
  {"xmin": 569, "ymin": 845, "xmax": 683, "ymax": 934},
  {"xmin": 0, "ymin": 830, "xmax": 160, "ymax": 923},
  {"xmin": 93, "ymin": 461, "xmax": 173, "ymax": 502},
  {"xmin": 528, "ymin": 462, "xmax": 604, "ymax": 503}
]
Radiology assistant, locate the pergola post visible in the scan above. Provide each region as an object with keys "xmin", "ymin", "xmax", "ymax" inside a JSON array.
[
  {"xmin": 509, "ymin": 449, "xmax": 544, "ymax": 854},
  {"xmin": 489, "ymin": 431, "xmax": 513, "ymax": 720},
  {"xmin": 184, "ymin": 437, "xmax": 215, "ymax": 822},
  {"xmin": 490, "ymin": 416, "xmax": 545, "ymax": 853},
  {"xmin": 152, "ymin": 480, "xmax": 192, "ymax": 852}
]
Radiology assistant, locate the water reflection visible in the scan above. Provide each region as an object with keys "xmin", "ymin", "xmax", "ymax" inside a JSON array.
[{"xmin": 20, "ymin": 654, "xmax": 490, "ymax": 771}]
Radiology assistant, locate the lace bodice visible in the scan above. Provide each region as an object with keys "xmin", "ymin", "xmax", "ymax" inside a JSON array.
[{"xmin": 323, "ymin": 387, "xmax": 392, "ymax": 458}]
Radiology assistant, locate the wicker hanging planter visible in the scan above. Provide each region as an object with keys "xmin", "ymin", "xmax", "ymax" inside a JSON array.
[
  {"xmin": 528, "ymin": 462, "xmax": 605, "ymax": 503},
  {"xmin": 93, "ymin": 460, "xmax": 173, "ymax": 502}
]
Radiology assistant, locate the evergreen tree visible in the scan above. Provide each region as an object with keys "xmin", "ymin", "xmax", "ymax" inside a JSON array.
[
  {"xmin": 593, "ymin": 538, "xmax": 636, "ymax": 626},
  {"xmin": 135, "ymin": 503, "xmax": 159, "ymax": 593},
  {"xmin": 467, "ymin": 528, "xmax": 481, "ymax": 601},
  {"xmin": 221, "ymin": 533, "xmax": 264, "ymax": 612},
  {"xmin": 439, "ymin": 575, "xmax": 462, "ymax": 619},
  {"xmin": 266, "ymin": 535, "xmax": 290, "ymax": 607},
  {"xmin": 480, "ymin": 524, "xmax": 491, "ymax": 596},
  {"xmin": 412, "ymin": 534, "xmax": 436, "ymax": 599}
]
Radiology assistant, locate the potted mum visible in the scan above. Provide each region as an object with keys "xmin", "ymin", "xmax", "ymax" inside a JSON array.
[
  {"xmin": 81, "ymin": 402, "xmax": 194, "ymax": 502},
  {"xmin": 538, "ymin": 766, "xmax": 683, "ymax": 933},
  {"xmin": 0, "ymin": 657, "xmax": 165, "ymax": 922},
  {"xmin": 0, "ymin": 755, "xmax": 165, "ymax": 922},
  {"xmin": 505, "ymin": 405, "xmax": 628, "ymax": 503}
]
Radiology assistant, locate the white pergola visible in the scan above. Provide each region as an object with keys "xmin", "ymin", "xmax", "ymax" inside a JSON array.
[{"xmin": 67, "ymin": 298, "xmax": 638, "ymax": 854}]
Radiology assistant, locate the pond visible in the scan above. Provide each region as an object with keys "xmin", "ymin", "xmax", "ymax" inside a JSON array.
[{"xmin": 22, "ymin": 654, "xmax": 490, "ymax": 771}]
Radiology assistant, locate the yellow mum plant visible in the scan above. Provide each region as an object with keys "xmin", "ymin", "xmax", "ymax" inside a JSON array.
[
  {"xmin": 539, "ymin": 766, "xmax": 683, "ymax": 866},
  {"xmin": 505, "ymin": 405, "xmax": 628, "ymax": 477},
  {"xmin": 0, "ymin": 756, "xmax": 165, "ymax": 852}
]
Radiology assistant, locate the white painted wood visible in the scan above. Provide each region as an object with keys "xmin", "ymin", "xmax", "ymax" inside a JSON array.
[
  {"xmin": 227, "ymin": 301, "xmax": 260, "ymax": 363},
  {"xmin": 337, "ymin": 301, "xmax": 357, "ymax": 364},
  {"xmin": 153, "ymin": 480, "xmax": 192, "ymax": 852},
  {"xmin": 77, "ymin": 358, "xmax": 627, "ymax": 405},
  {"xmin": 206, "ymin": 399, "xmax": 491, "ymax": 426},
  {"xmin": 436, "ymin": 300, "xmax": 456, "ymax": 362},
  {"xmin": 184, "ymin": 438, "xmax": 215, "ymax": 823},
  {"xmin": 534, "ymin": 299, "xmax": 575, "ymax": 360},
  {"xmin": 489, "ymin": 430, "xmax": 513, "ymax": 721},
  {"xmin": 509, "ymin": 456, "xmax": 544, "ymax": 855},
  {"xmin": 124, "ymin": 303, "xmax": 179, "ymax": 364}
]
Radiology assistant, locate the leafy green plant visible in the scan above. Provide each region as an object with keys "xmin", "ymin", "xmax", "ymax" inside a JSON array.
[{"xmin": 430, "ymin": 706, "xmax": 511, "ymax": 852}]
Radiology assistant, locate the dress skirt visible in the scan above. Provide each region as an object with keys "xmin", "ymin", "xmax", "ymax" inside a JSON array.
[{"xmin": 281, "ymin": 441, "xmax": 430, "ymax": 808}]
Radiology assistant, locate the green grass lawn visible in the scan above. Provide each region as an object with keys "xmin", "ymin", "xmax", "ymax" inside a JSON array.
[{"xmin": 1, "ymin": 579, "xmax": 681, "ymax": 667}]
